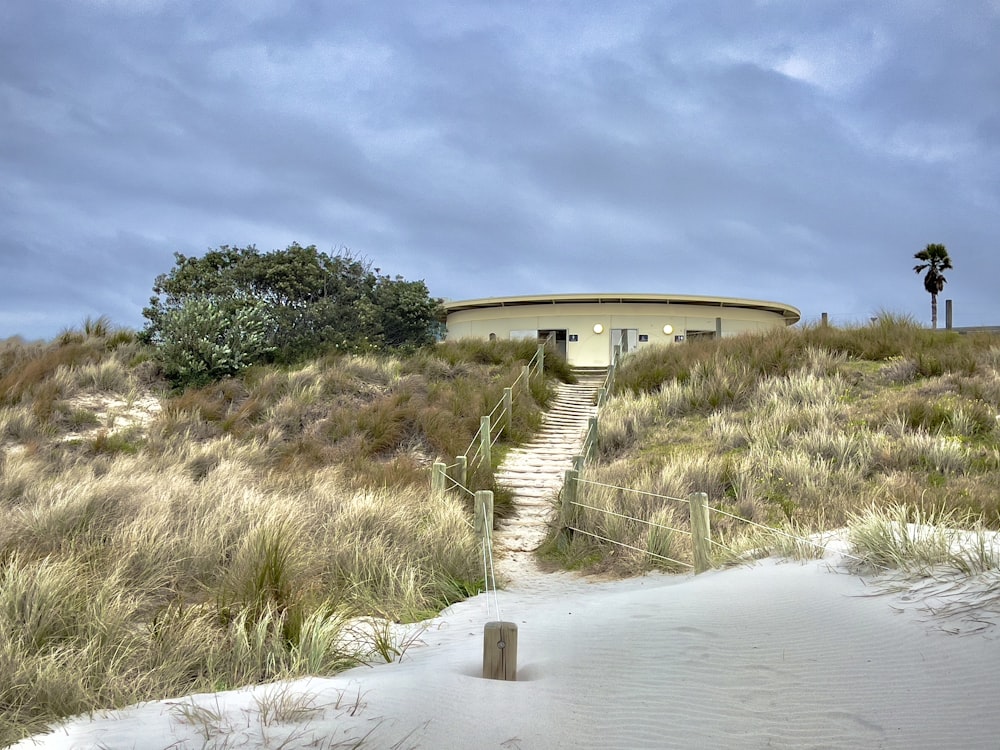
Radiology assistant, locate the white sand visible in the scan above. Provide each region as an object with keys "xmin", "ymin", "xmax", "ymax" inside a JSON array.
[{"xmin": 13, "ymin": 550, "xmax": 1000, "ymax": 750}]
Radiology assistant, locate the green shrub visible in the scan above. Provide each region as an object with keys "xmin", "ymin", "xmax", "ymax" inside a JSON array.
[{"xmin": 155, "ymin": 296, "xmax": 276, "ymax": 387}]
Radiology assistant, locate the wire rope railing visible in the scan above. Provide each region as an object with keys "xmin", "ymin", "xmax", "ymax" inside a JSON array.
[
  {"xmin": 481, "ymin": 499, "xmax": 502, "ymax": 622},
  {"xmin": 709, "ymin": 505, "xmax": 830, "ymax": 551},
  {"xmin": 487, "ymin": 398, "xmax": 505, "ymax": 421},
  {"xmin": 569, "ymin": 499, "xmax": 692, "ymax": 538},
  {"xmin": 434, "ymin": 340, "xmax": 890, "ymax": 676},
  {"xmin": 442, "ymin": 469, "xmax": 516, "ymax": 680},
  {"xmin": 706, "ymin": 505, "xmax": 882, "ymax": 568},
  {"xmin": 575, "ymin": 477, "xmax": 691, "ymax": 505},
  {"xmin": 567, "ymin": 526, "xmax": 694, "ymax": 569},
  {"xmin": 559, "ymin": 463, "xmax": 887, "ymax": 574},
  {"xmin": 436, "ymin": 340, "xmax": 891, "ymax": 672},
  {"xmin": 429, "ymin": 343, "xmax": 550, "ymax": 624},
  {"xmin": 445, "ymin": 475, "xmax": 476, "ymax": 497},
  {"xmin": 444, "ymin": 343, "xmax": 549, "ymax": 485}
]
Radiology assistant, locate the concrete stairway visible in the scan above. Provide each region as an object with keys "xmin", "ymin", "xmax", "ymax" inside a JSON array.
[{"xmin": 493, "ymin": 370, "xmax": 606, "ymax": 581}]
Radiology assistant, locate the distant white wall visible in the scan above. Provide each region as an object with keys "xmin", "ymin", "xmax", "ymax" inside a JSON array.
[{"xmin": 445, "ymin": 301, "xmax": 789, "ymax": 367}]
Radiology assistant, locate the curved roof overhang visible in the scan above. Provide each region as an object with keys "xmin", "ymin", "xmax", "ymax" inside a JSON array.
[{"xmin": 443, "ymin": 293, "xmax": 801, "ymax": 325}]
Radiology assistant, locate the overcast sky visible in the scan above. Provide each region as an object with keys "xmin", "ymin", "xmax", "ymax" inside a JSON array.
[{"xmin": 2, "ymin": 0, "xmax": 998, "ymax": 340}]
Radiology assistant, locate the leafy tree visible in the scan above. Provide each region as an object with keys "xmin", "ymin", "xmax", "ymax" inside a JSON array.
[
  {"xmin": 912, "ymin": 243, "xmax": 953, "ymax": 329},
  {"xmin": 142, "ymin": 244, "xmax": 443, "ymax": 383},
  {"xmin": 372, "ymin": 276, "xmax": 445, "ymax": 349}
]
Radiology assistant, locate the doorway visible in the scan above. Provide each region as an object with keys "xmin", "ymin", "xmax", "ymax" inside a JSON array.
[
  {"xmin": 610, "ymin": 328, "xmax": 638, "ymax": 362},
  {"xmin": 537, "ymin": 329, "xmax": 568, "ymax": 360}
]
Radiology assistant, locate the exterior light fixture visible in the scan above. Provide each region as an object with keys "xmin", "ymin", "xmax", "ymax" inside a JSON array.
[
  {"xmin": 662, "ymin": 324, "xmax": 673, "ymax": 335},
  {"xmin": 593, "ymin": 324, "xmax": 604, "ymax": 334}
]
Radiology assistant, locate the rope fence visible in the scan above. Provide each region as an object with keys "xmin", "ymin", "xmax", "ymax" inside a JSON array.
[
  {"xmin": 429, "ymin": 340, "xmax": 552, "ymax": 612},
  {"xmin": 481, "ymin": 498, "xmax": 502, "ymax": 622},
  {"xmin": 569, "ymin": 499, "xmax": 692, "ymax": 537},
  {"xmin": 567, "ymin": 525, "xmax": 694, "ymax": 569},
  {"xmin": 460, "ymin": 344, "xmax": 546, "ymax": 475},
  {"xmin": 575, "ymin": 477, "xmax": 690, "ymax": 505},
  {"xmin": 433, "ymin": 344, "xmax": 813, "ymax": 575},
  {"xmin": 709, "ymin": 504, "xmax": 833, "ymax": 555},
  {"xmin": 441, "ymin": 468, "xmax": 516, "ymax": 681},
  {"xmin": 561, "ymin": 468, "xmax": 882, "ymax": 572}
]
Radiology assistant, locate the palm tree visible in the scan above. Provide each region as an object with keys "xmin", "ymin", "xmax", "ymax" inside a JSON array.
[{"xmin": 913, "ymin": 243, "xmax": 953, "ymax": 329}]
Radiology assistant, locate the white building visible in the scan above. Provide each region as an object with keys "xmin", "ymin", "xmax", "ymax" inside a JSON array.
[{"xmin": 444, "ymin": 293, "xmax": 801, "ymax": 367}]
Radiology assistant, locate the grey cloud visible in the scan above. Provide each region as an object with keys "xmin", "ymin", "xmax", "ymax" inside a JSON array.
[{"xmin": 1, "ymin": 0, "xmax": 997, "ymax": 339}]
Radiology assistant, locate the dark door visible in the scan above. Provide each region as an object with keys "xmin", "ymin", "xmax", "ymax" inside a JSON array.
[{"xmin": 537, "ymin": 329, "xmax": 567, "ymax": 359}]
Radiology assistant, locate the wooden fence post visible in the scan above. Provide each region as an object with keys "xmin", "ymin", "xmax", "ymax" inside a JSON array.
[
  {"xmin": 503, "ymin": 387, "xmax": 513, "ymax": 437},
  {"xmin": 689, "ymin": 491, "xmax": 712, "ymax": 573},
  {"xmin": 521, "ymin": 365, "xmax": 531, "ymax": 392},
  {"xmin": 452, "ymin": 455, "xmax": 467, "ymax": 490},
  {"xmin": 483, "ymin": 621, "xmax": 518, "ymax": 680},
  {"xmin": 474, "ymin": 489, "xmax": 494, "ymax": 538},
  {"xmin": 536, "ymin": 343, "xmax": 545, "ymax": 376},
  {"xmin": 573, "ymin": 454, "xmax": 585, "ymax": 474},
  {"xmin": 587, "ymin": 416, "xmax": 598, "ymax": 460},
  {"xmin": 561, "ymin": 468, "xmax": 578, "ymax": 529},
  {"xmin": 431, "ymin": 462, "xmax": 447, "ymax": 498},
  {"xmin": 480, "ymin": 416, "xmax": 492, "ymax": 470}
]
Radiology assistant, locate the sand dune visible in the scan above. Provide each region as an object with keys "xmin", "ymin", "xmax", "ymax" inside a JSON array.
[{"xmin": 13, "ymin": 544, "xmax": 1000, "ymax": 750}]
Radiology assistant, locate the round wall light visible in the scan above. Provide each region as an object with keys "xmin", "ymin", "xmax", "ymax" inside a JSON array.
[
  {"xmin": 593, "ymin": 324, "xmax": 604, "ymax": 334},
  {"xmin": 662, "ymin": 324, "xmax": 674, "ymax": 335}
]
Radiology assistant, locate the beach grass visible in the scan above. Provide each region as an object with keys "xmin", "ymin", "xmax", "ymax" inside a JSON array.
[
  {"xmin": 0, "ymin": 328, "xmax": 562, "ymax": 745},
  {"xmin": 545, "ymin": 316, "xmax": 1000, "ymax": 575}
]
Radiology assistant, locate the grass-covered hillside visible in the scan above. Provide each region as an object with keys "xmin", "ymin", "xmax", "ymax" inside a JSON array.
[
  {"xmin": 549, "ymin": 316, "xmax": 1000, "ymax": 574},
  {"xmin": 0, "ymin": 324, "xmax": 569, "ymax": 746},
  {"xmin": 4, "ymin": 314, "xmax": 999, "ymax": 745}
]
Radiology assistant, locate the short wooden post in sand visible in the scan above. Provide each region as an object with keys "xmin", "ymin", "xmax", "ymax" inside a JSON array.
[
  {"xmin": 483, "ymin": 621, "xmax": 518, "ymax": 680},
  {"xmin": 474, "ymin": 489, "xmax": 494, "ymax": 538},
  {"xmin": 431, "ymin": 462, "xmax": 447, "ymax": 498},
  {"xmin": 689, "ymin": 491, "xmax": 712, "ymax": 573}
]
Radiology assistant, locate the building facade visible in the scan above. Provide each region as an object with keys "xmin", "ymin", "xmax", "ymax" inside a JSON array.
[{"xmin": 444, "ymin": 293, "xmax": 801, "ymax": 367}]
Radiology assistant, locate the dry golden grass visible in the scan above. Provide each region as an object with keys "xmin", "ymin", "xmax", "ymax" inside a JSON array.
[
  {"xmin": 0, "ymin": 332, "xmax": 562, "ymax": 745},
  {"xmin": 548, "ymin": 318, "xmax": 1000, "ymax": 575}
]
